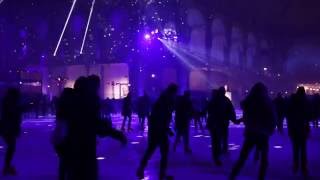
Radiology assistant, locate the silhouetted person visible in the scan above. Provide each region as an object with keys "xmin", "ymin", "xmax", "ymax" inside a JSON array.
[
  {"xmin": 273, "ymin": 93, "xmax": 286, "ymax": 134},
  {"xmin": 173, "ymin": 91, "xmax": 193, "ymax": 153},
  {"xmin": 101, "ymin": 98, "xmax": 113, "ymax": 119},
  {"xmin": 193, "ymin": 98, "xmax": 205, "ymax": 131},
  {"xmin": 0, "ymin": 88, "xmax": 24, "ymax": 176},
  {"xmin": 53, "ymin": 88, "xmax": 75, "ymax": 180},
  {"xmin": 230, "ymin": 83, "xmax": 276, "ymax": 180},
  {"xmin": 311, "ymin": 94, "xmax": 320, "ymax": 128},
  {"xmin": 66, "ymin": 76, "xmax": 99, "ymax": 180},
  {"xmin": 137, "ymin": 92, "xmax": 151, "ymax": 130},
  {"xmin": 121, "ymin": 93, "xmax": 132, "ymax": 131},
  {"xmin": 207, "ymin": 87, "xmax": 236, "ymax": 166},
  {"xmin": 137, "ymin": 84, "xmax": 178, "ymax": 180},
  {"xmin": 286, "ymin": 87, "xmax": 311, "ymax": 177}
]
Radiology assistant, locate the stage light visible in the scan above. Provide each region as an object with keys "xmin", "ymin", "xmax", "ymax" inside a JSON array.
[
  {"xmin": 151, "ymin": 74, "xmax": 156, "ymax": 78},
  {"xmin": 80, "ymin": 0, "xmax": 96, "ymax": 54},
  {"xmin": 96, "ymin": 156, "xmax": 105, "ymax": 160},
  {"xmin": 273, "ymin": 145, "xmax": 283, "ymax": 149},
  {"xmin": 53, "ymin": 0, "xmax": 77, "ymax": 56},
  {"xmin": 193, "ymin": 135, "xmax": 203, "ymax": 138},
  {"xmin": 144, "ymin": 33, "xmax": 151, "ymax": 40}
]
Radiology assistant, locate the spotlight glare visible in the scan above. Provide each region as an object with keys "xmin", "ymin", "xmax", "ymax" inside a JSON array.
[
  {"xmin": 53, "ymin": 0, "xmax": 77, "ymax": 56},
  {"xmin": 144, "ymin": 33, "xmax": 151, "ymax": 40}
]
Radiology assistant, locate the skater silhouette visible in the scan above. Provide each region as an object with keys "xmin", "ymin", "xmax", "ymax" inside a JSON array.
[
  {"xmin": 230, "ymin": 83, "xmax": 276, "ymax": 180},
  {"xmin": 121, "ymin": 93, "xmax": 133, "ymax": 131},
  {"xmin": 286, "ymin": 87, "xmax": 311, "ymax": 177},
  {"xmin": 206, "ymin": 87, "xmax": 237, "ymax": 166},
  {"xmin": 53, "ymin": 87, "xmax": 75, "ymax": 180},
  {"xmin": 0, "ymin": 88, "xmax": 25, "ymax": 176},
  {"xmin": 137, "ymin": 92, "xmax": 151, "ymax": 130},
  {"xmin": 173, "ymin": 90, "xmax": 193, "ymax": 153},
  {"xmin": 137, "ymin": 84, "xmax": 178, "ymax": 180},
  {"xmin": 65, "ymin": 76, "xmax": 99, "ymax": 180},
  {"xmin": 273, "ymin": 93, "xmax": 286, "ymax": 134}
]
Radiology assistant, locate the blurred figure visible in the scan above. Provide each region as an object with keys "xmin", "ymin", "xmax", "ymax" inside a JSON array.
[
  {"xmin": 273, "ymin": 93, "xmax": 286, "ymax": 134},
  {"xmin": 137, "ymin": 92, "xmax": 151, "ymax": 130},
  {"xmin": 121, "ymin": 93, "xmax": 132, "ymax": 131},
  {"xmin": 173, "ymin": 91, "xmax": 193, "ymax": 153},
  {"xmin": 207, "ymin": 87, "xmax": 237, "ymax": 166},
  {"xmin": 230, "ymin": 83, "xmax": 276, "ymax": 180},
  {"xmin": 311, "ymin": 94, "xmax": 320, "ymax": 128},
  {"xmin": 0, "ymin": 88, "xmax": 24, "ymax": 176},
  {"xmin": 67, "ymin": 76, "xmax": 99, "ymax": 180},
  {"xmin": 101, "ymin": 98, "xmax": 113, "ymax": 120},
  {"xmin": 137, "ymin": 84, "xmax": 178, "ymax": 180},
  {"xmin": 286, "ymin": 87, "xmax": 311, "ymax": 177},
  {"xmin": 53, "ymin": 88, "xmax": 75, "ymax": 180},
  {"xmin": 192, "ymin": 98, "xmax": 205, "ymax": 131},
  {"xmin": 65, "ymin": 76, "xmax": 126, "ymax": 180}
]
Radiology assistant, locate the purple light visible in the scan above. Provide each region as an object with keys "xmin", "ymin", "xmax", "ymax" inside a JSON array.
[
  {"xmin": 144, "ymin": 33, "xmax": 151, "ymax": 40},
  {"xmin": 151, "ymin": 74, "xmax": 156, "ymax": 78}
]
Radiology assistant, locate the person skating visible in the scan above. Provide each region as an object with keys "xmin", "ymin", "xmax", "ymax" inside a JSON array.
[
  {"xmin": 206, "ymin": 87, "xmax": 237, "ymax": 166},
  {"xmin": 230, "ymin": 83, "xmax": 276, "ymax": 180},
  {"xmin": 0, "ymin": 88, "xmax": 25, "ymax": 176},
  {"xmin": 121, "ymin": 93, "xmax": 133, "ymax": 131},
  {"xmin": 137, "ymin": 84, "xmax": 178, "ymax": 180},
  {"xmin": 286, "ymin": 87, "xmax": 312, "ymax": 177},
  {"xmin": 173, "ymin": 91, "xmax": 193, "ymax": 153}
]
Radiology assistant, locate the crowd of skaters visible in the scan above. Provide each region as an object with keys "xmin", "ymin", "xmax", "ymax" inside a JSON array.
[{"xmin": 0, "ymin": 76, "xmax": 319, "ymax": 180}]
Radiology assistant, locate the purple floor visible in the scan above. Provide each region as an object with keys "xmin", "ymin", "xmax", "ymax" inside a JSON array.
[{"xmin": 0, "ymin": 115, "xmax": 319, "ymax": 180}]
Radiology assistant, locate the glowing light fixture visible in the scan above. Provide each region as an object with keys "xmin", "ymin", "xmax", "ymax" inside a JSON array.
[
  {"xmin": 144, "ymin": 33, "xmax": 151, "ymax": 40},
  {"xmin": 96, "ymin": 156, "xmax": 105, "ymax": 160}
]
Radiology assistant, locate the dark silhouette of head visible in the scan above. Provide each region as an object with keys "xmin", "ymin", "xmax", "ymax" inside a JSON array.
[
  {"xmin": 61, "ymin": 88, "xmax": 73, "ymax": 97},
  {"xmin": 6, "ymin": 87, "xmax": 21, "ymax": 101},
  {"xmin": 166, "ymin": 83, "xmax": 178, "ymax": 97},
  {"xmin": 74, "ymin": 76, "xmax": 88, "ymax": 93},
  {"xmin": 211, "ymin": 89, "xmax": 218, "ymax": 98},
  {"xmin": 218, "ymin": 87, "xmax": 226, "ymax": 97},
  {"xmin": 296, "ymin": 86, "xmax": 306, "ymax": 97},
  {"xmin": 249, "ymin": 82, "xmax": 268, "ymax": 98}
]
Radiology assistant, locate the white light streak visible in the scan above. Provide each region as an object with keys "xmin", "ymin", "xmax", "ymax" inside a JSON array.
[
  {"xmin": 80, "ymin": 0, "xmax": 96, "ymax": 54},
  {"xmin": 53, "ymin": 0, "xmax": 77, "ymax": 56}
]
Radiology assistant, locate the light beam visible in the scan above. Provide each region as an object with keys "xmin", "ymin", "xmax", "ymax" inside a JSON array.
[
  {"xmin": 80, "ymin": 0, "xmax": 96, "ymax": 54},
  {"xmin": 53, "ymin": 0, "xmax": 77, "ymax": 56}
]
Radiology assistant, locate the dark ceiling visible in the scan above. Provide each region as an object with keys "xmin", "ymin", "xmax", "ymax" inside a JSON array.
[{"xmin": 196, "ymin": 0, "xmax": 320, "ymax": 38}]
